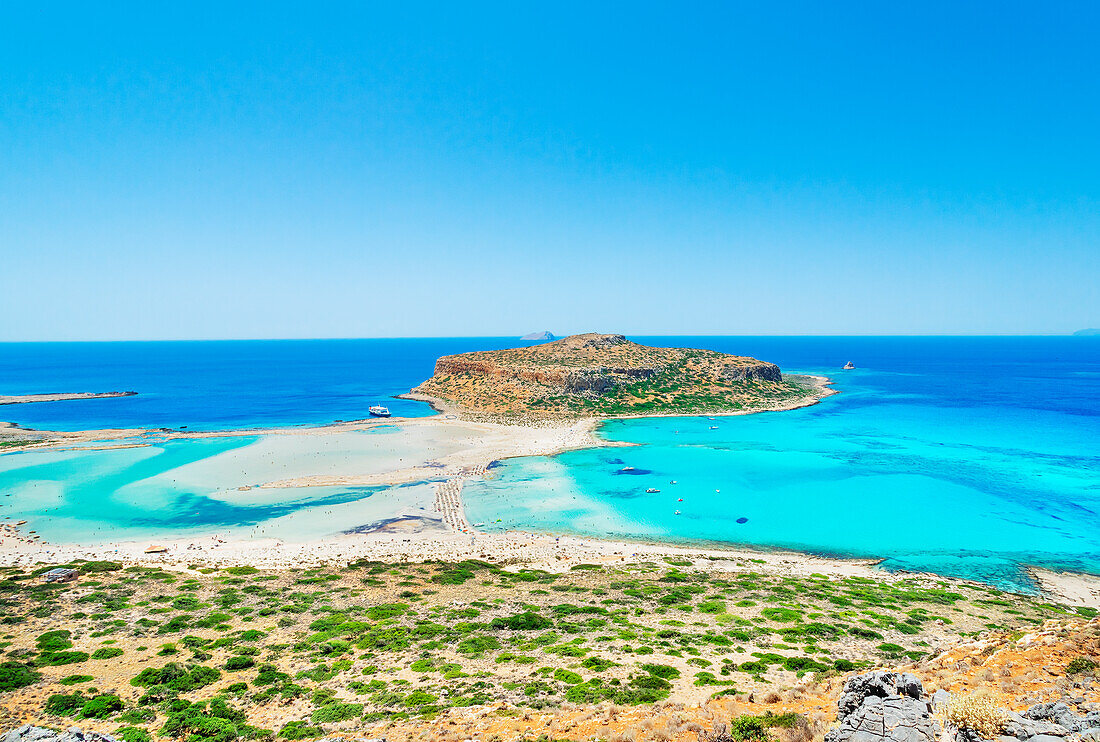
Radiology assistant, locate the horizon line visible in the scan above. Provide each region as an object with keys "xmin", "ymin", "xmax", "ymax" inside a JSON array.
[{"xmin": 0, "ymin": 332, "xmax": 1095, "ymax": 343}]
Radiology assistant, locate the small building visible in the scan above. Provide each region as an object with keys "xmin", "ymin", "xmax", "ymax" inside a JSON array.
[{"xmin": 42, "ymin": 568, "xmax": 78, "ymax": 583}]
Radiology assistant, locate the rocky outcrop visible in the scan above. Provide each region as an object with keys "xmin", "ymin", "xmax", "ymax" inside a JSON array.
[
  {"xmin": 1005, "ymin": 701, "xmax": 1100, "ymax": 738},
  {"xmin": 520, "ymin": 331, "xmax": 556, "ymax": 341},
  {"xmin": 413, "ymin": 332, "xmax": 814, "ymax": 418},
  {"xmin": 2, "ymin": 727, "xmax": 121, "ymax": 742},
  {"xmin": 824, "ymin": 673, "xmax": 1100, "ymax": 742},
  {"xmin": 721, "ymin": 360, "xmax": 782, "ymax": 382},
  {"xmin": 826, "ymin": 671, "xmax": 939, "ymax": 742}
]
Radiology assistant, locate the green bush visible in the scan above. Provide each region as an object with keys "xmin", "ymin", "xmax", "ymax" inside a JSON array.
[
  {"xmin": 225, "ymin": 656, "xmax": 255, "ymax": 671},
  {"xmin": 117, "ymin": 728, "xmax": 151, "ymax": 742},
  {"xmin": 131, "ymin": 662, "xmax": 221, "ymax": 692},
  {"xmin": 80, "ymin": 561, "xmax": 123, "ymax": 574},
  {"xmin": 1066, "ymin": 657, "xmax": 1097, "ymax": 675},
  {"xmin": 729, "ymin": 715, "xmax": 771, "ymax": 742},
  {"xmin": 640, "ymin": 663, "xmax": 680, "ymax": 680},
  {"xmin": 36, "ymin": 630, "xmax": 74, "ymax": 652},
  {"xmin": 80, "ymin": 694, "xmax": 124, "ymax": 719},
  {"xmin": 311, "ymin": 702, "xmax": 363, "ymax": 723},
  {"xmin": 224, "ymin": 566, "xmax": 259, "ymax": 576},
  {"xmin": 457, "ymin": 635, "xmax": 500, "ymax": 655},
  {"xmin": 45, "ymin": 692, "xmax": 87, "ymax": 716},
  {"xmin": 761, "ymin": 608, "xmax": 801, "ymax": 623},
  {"xmin": 0, "ymin": 662, "xmax": 41, "ymax": 691},
  {"xmin": 280, "ymin": 721, "xmax": 324, "ymax": 740},
  {"xmin": 91, "ymin": 647, "xmax": 124, "ymax": 660},
  {"xmin": 553, "ymin": 668, "xmax": 582, "ymax": 684},
  {"xmin": 490, "ymin": 612, "xmax": 552, "ymax": 631},
  {"xmin": 38, "ymin": 651, "xmax": 90, "ymax": 666}
]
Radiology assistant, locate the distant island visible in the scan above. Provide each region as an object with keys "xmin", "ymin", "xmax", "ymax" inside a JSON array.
[
  {"xmin": 1073, "ymin": 328, "xmax": 1100, "ymax": 336},
  {"xmin": 0, "ymin": 391, "xmax": 137, "ymax": 406},
  {"xmin": 409, "ymin": 332, "xmax": 830, "ymax": 419},
  {"xmin": 520, "ymin": 330, "xmax": 555, "ymax": 341}
]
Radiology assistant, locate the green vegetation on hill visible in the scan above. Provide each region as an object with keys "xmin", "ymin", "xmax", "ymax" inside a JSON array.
[
  {"xmin": 0, "ymin": 558, "xmax": 1085, "ymax": 740},
  {"xmin": 414, "ymin": 333, "xmax": 823, "ymax": 419}
]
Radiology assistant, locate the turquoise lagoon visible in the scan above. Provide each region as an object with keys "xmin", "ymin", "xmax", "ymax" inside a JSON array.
[
  {"xmin": 464, "ymin": 338, "xmax": 1100, "ymax": 593},
  {"xmin": 0, "ymin": 425, "xmax": 475, "ymax": 544},
  {"xmin": 2, "ymin": 337, "xmax": 1099, "ymax": 591}
]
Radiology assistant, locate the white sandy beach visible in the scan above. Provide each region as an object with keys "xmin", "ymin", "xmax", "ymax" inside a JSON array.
[{"xmin": 2, "ymin": 376, "xmax": 1097, "ymax": 609}]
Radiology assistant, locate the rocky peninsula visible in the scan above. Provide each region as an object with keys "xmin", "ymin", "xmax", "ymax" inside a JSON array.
[
  {"xmin": 410, "ymin": 333, "xmax": 830, "ymax": 420},
  {"xmin": 0, "ymin": 392, "xmax": 136, "ymax": 406}
]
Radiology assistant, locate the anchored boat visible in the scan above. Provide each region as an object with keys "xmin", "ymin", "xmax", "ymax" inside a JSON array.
[{"xmin": 369, "ymin": 405, "xmax": 392, "ymax": 417}]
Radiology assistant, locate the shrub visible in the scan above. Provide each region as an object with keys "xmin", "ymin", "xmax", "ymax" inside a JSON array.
[
  {"xmin": 402, "ymin": 690, "xmax": 437, "ymax": 707},
  {"xmin": 366, "ymin": 603, "xmax": 408, "ymax": 620},
  {"xmin": 80, "ymin": 694, "xmax": 124, "ymax": 719},
  {"xmin": 280, "ymin": 721, "xmax": 324, "ymax": 739},
  {"xmin": 45, "ymin": 692, "xmax": 87, "ymax": 716},
  {"xmin": 130, "ymin": 663, "xmax": 221, "ymax": 692},
  {"xmin": 117, "ymin": 728, "xmax": 151, "ymax": 742},
  {"xmin": 1066, "ymin": 657, "xmax": 1097, "ymax": 675},
  {"xmin": 80, "ymin": 561, "xmax": 123, "ymax": 574},
  {"xmin": 490, "ymin": 612, "xmax": 552, "ymax": 631},
  {"xmin": 942, "ymin": 691, "xmax": 1010, "ymax": 738},
  {"xmin": 640, "ymin": 663, "xmax": 680, "ymax": 679},
  {"xmin": 457, "ymin": 635, "xmax": 500, "ymax": 655},
  {"xmin": 311, "ymin": 702, "xmax": 363, "ymax": 723},
  {"xmin": 36, "ymin": 630, "xmax": 74, "ymax": 652},
  {"xmin": 38, "ymin": 651, "xmax": 90, "ymax": 666},
  {"xmin": 91, "ymin": 647, "xmax": 124, "ymax": 660},
  {"xmin": 581, "ymin": 656, "xmax": 615, "ymax": 672},
  {"xmin": 225, "ymin": 656, "xmax": 255, "ymax": 671},
  {"xmin": 224, "ymin": 566, "xmax": 259, "ymax": 576},
  {"xmin": 0, "ymin": 662, "xmax": 41, "ymax": 691},
  {"xmin": 729, "ymin": 715, "xmax": 771, "ymax": 742},
  {"xmin": 553, "ymin": 668, "xmax": 582, "ymax": 684}
]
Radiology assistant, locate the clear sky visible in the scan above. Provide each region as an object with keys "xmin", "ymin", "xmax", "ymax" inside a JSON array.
[{"xmin": 1, "ymin": 2, "xmax": 1097, "ymax": 340}]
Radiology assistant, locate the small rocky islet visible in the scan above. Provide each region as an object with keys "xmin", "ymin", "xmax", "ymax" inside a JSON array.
[{"xmin": 410, "ymin": 333, "xmax": 826, "ymax": 420}]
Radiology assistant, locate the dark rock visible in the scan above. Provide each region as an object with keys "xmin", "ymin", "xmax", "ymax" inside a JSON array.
[
  {"xmin": 837, "ymin": 671, "xmax": 926, "ymax": 718},
  {"xmin": 825, "ymin": 672, "xmax": 938, "ymax": 742}
]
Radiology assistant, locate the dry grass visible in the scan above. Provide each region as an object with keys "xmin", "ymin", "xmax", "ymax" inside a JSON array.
[{"xmin": 941, "ymin": 690, "xmax": 1011, "ymax": 738}]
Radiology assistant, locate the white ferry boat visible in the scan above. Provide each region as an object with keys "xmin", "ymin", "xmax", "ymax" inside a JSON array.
[{"xmin": 368, "ymin": 405, "xmax": 391, "ymax": 417}]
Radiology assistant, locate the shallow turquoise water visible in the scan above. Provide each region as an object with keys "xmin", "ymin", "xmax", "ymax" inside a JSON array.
[
  {"xmin": 0, "ymin": 428, "xmax": 456, "ymax": 544},
  {"xmin": 465, "ymin": 340, "xmax": 1100, "ymax": 593},
  {"xmin": 3, "ymin": 337, "xmax": 1098, "ymax": 592}
]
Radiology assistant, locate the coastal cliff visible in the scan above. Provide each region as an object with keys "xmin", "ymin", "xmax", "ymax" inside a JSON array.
[{"xmin": 411, "ymin": 332, "xmax": 825, "ymax": 419}]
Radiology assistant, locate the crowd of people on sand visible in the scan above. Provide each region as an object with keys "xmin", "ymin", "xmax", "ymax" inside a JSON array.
[{"xmin": 433, "ymin": 466, "xmax": 482, "ymax": 532}]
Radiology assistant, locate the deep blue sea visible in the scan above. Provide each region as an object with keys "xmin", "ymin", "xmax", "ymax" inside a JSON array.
[{"xmin": 2, "ymin": 336, "xmax": 1098, "ymax": 592}]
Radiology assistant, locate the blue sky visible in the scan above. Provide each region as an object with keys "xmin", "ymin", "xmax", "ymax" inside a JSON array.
[{"xmin": 1, "ymin": 2, "xmax": 1097, "ymax": 339}]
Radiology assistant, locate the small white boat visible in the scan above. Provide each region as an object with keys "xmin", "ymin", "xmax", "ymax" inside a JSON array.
[
  {"xmin": 674, "ymin": 510, "xmax": 681, "ymax": 515},
  {"xmin": 369, "ymin": 405, "xmax": 392, "ymax": 417},
  {"xmin": 709, "ymin": 426, "xmax": 718, "ymax": 430},
  {"xmin": 646, "ymin": 488, "xmax": 660, "ymax": 493},
  {"xmin": 619, "ymin": 466, "xmax": 635, "ymax": 472}
]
